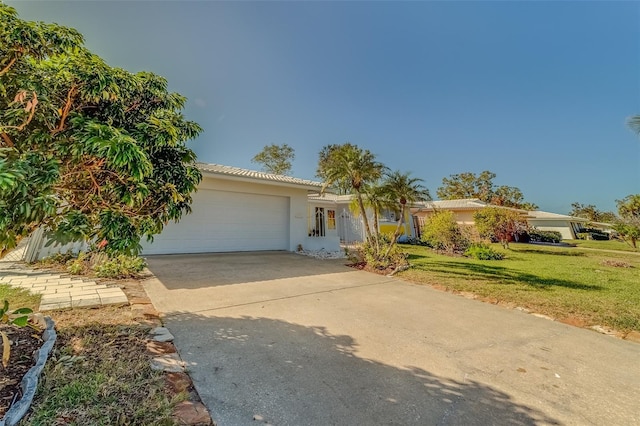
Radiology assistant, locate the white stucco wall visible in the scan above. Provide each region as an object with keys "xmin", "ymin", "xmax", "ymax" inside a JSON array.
[
  {"xmin": 528, "ymin": 220, "xmax": 575, "ymax": 240},
  {"xmin": 304, "ymin": 201, "xmax": 341, "ymax": 252},
  {"xmin": 190, "ymin": 176, "xmax": 319, "ymax": 252},
  {"xmin": 28, "ymin": 175, "xmax": 335, "ymax": 258}
]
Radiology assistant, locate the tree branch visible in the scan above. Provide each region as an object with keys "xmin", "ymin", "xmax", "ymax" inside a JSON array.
[
  {"xmin": 0, "ymin": 133, "xmax": 14, "ymax": 147},
  {"xmin": 1, "ymin": 91, "xmax": 39, "ymax": 134},
  {"xmin": 0, "ymin": 56, "xmax": 17, "ymax": 77},
  {"xmin": 52, "ymin": 85, "xmax": 77, "ymax": 135}
]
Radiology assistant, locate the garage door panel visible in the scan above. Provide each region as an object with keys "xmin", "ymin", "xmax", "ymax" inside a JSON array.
[{"xmin": 142, "ymin": 190, "xmax": 290, "ymax": 254}]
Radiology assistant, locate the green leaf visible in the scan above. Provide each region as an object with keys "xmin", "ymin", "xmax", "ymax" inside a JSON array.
[{"xmin": 11, "ymin": 315, "xmax": 30, "ymax": 327}]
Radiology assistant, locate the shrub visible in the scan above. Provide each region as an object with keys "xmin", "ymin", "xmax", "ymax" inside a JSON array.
[
  {"xmin": 66, "ymin": 252, "xmax": 89, "ymax": 275},
  {"xmin": 38, "ymin": 251, "xmax": 76, "ymax": 266},
  {"xmin": 421, "ymin": 211, "xmax": 470, "ymax": 254},
  {"xmin": 464, "ymin": 244, "xmax": 504, "ymax": 260},
  {"xmin": 590, "ymin": 232, "xmax": 610, "ymax": 241},
  {"xmin": 474, "ymin": 207, "xmax": 528, "ymax": 248},
  {"xmin": 356, "ymin": 234, "xmax": 408, "ymax": 270},
  {"xmin": 528, "ymin": 230, "xmax": 562, "ymax": 243},
  {"xmin": 93, "ymin": 255, "xmax": 147, "ymax": 278},
  {"xmin": 576, "ymin": 229, "xmax": 611, "ymax": 241}
]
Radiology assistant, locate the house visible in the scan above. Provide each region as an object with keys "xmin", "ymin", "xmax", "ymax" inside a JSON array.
[
  {"xmin": 23, "ymin": 163, "xmax": 341, "ymax": 261},
  {"xmin": 410, "ymin": 198, "xmax": 592, "ymax": 241},
  {"xmin": 141, "ymin": 163, "xmax": 341, "ymax": 254},
  {"xmin": 411, "ymin": 199, "xmax": 492, "ymax": 232},
  {"xmin": 525, "ymin": 211, "xmax": 589, "ymax": 240}
]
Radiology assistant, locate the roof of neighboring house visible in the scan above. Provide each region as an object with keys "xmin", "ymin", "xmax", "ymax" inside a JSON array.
[
  {"xmin": 526, "ymin": 211, "xmax": 589, "ymax": 222},
  {"xmin": 412, "ymin": 198, "xmax": 490, "ymax": 211},
  {"xmin": 197, "ymin": 163, "xmax": 323, "ymax": 190}
]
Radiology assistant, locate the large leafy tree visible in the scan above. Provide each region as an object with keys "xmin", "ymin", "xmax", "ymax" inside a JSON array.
[
  {"xmin": 251, "ymin": 143, "xmax": 295, "ymax": 175},
  {"xmin": 316, "ymin": 144, "xmax": 352, "ymax": 195},
  {"xmin": 381, "ymin": 170, "xmax": 431, "ymax": 255},
  {"xmin": 0, "ymin": 5, "xmax": 202, "ymax": 257},
  {"xmin": 437, "ymin": 170, "xmax": 537, "ymax": 210},
  {"xmin": 569, "ymin": 202, "xmax": 617, "ymax": 223},
  {"xmin": 613, "ymin": 194, "xmax": 640, "ymax": 249},
  {"xmin": 437, "ymin": 170, "xmax": 495, "ymax": 202},
  {"xmin": 316, "ymin": 143, "xmax": 385, "ymax": 243},
  {"xmin": 491, "ymin": 185, "xmax": 538, "ymax": 211}
]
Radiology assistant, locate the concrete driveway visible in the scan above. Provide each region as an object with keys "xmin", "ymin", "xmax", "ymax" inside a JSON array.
[{"xmin": 143, "ymin": 252, "xmax": 640, "ymax": 426}]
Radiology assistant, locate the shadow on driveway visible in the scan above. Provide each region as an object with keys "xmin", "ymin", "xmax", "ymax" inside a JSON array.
[
  {"xmin": 146, "ymin": 251, "xmax": 351, "ymax": 289},
  {"xmin": 166, "ymin": 313, "xmax": 561, "ymax": 426}
]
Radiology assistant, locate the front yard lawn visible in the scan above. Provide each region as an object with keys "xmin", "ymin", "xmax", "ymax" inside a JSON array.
[
  {"xmin": 566, "ymin": 239, "xmax": 639, "ymax": 252},
  {"xmin": 399, "ymin": 243, "xmax": 640, "ymax": 333}
]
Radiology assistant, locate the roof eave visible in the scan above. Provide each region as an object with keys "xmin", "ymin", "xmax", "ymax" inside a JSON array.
[{"xmin": 200, "ymin": 169, "xmax": 323, "ymax": 191}]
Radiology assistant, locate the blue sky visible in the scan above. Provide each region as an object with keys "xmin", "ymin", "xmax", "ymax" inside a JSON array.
[{"xmin": 9, "ymin": 1, "xmax": 640, "ymax": 214}]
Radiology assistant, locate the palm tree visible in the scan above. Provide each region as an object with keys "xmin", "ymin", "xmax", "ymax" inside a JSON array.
[
  {"xmin": 350, "ymin": 181, "xmax": 394, "ymax": 253},
  {"xmin": 381, "ymin": 171, "xmax": 431, "ymax": 257},
  {"xmin": 318, "ymin": 143, "xmax": 385, "ymax": 243},
  {"xmin": 628, "ymin": 115, "xmax": 640, "ymax": 135}
]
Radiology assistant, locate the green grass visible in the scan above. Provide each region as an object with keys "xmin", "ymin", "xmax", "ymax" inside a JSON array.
[
  {"xmin": 565, "ymin": 239, "xmax": 639, "ymax": 253},
  {"xmin": 23, "ymin": 323, "xmax": 183, "ymax": 425},
  {"xmin": 0, "ymin": 284, "xmax": 40, "ymax": 312},
  {"xmin": 399, "ymin": 243, "xmax": 640, "ymax": 332}
]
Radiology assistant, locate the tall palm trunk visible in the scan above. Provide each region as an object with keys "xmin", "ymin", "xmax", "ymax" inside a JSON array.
[
  {"xmin": 383, "ymin": 203, "xmax": 406, "ymax": 259},
  {"xmin": 372, "ymin": 207, "xmax": 381, "ymax": 254},
  {"xmin": 355, "ymin": 190, "xmax": 374, "ymax": 243}
]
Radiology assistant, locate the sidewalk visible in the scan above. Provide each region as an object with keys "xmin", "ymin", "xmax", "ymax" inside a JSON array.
[{"xmin": 0, "ymin": 262, "xmax": 128, "ymax": 310}]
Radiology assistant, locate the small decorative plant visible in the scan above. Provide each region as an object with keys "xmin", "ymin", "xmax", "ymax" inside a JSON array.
[
  {"xmin": 464, "ymin": 243, "xmax": 504, "ymax": 260},
  {"xmin": 1, "ymin": 300, "xmax": 34, "ymax": 368}
]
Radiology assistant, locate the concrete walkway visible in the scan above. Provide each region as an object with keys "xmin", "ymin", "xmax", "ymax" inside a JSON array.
[
  {"xmin": 143, "ymin": 252, "xmax": 640, "ymax": 426},
  {"xmin": 0, "ymin": 262, "xmax": 128, "ymax": 310}
]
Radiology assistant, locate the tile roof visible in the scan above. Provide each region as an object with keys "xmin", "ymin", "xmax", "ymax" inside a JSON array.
[
  {"xmin": 527, "ymin": 211, "xmax": 589, "ymax": 222},
  {"xmin": 197, "ymin": 163, "xmax": 323, "ymax": 189},
  {"xmin": 415, "ymin": 199, "xmax": 489, "ymax": 210}
]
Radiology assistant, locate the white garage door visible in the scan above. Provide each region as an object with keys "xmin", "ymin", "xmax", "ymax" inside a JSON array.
[{"xmin": 142, "ymin": 190, "xmax": 290, "ymax": 254}]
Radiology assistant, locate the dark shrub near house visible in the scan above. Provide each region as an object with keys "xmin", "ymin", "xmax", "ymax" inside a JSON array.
[
  {"xmin": 577, "ymin": 228, "xmax": 610, "ymax": 241},
  {"xmin": 527, "ymin": 230, "xmax": 563, "ymax": 244}
]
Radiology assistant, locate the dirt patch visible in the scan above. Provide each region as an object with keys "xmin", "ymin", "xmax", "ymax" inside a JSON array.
[
  {"xmin": 347, "ymin": 262, "xmax": 396, "ymax": 276},
  {"xmin": 0, "ymin": 324, "xmax": 42, "ymax": 416},
  {"xmin": 601, "ymin": 259, "xmax": 634, "ymax": 268},
  {"xmin": 558, "ymin": 315, "xmax": 589, "ymax": 328}
]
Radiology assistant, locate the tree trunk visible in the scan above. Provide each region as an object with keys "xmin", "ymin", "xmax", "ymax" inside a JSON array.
[
  {"xmin": 373, "ymin": 209, "xmax": 380, "ymax": 253},
  {"xmin": 355, "ymin": 191, "xmax": 374, "ymax": 244},
  {"xmin": 383, "ymin": 205, "xmax": 406, "ymax": 259}
]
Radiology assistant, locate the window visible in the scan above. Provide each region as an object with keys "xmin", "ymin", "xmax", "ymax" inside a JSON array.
[
  {"xmin": 381, "ymin": 208, "xmax": 398, "ymax": 222},
  {"xmin": 327, "ymin": 209, "xmax": 336, "ymax": 230},
  {"xmin": 309, "ymin": 207, "xmax": 326, "ymax": 237}
]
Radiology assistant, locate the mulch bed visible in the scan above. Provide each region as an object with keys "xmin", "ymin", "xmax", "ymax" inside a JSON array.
[{"xmin": 0, "ymin": 324, "xmax": 42, "ymax": 417}]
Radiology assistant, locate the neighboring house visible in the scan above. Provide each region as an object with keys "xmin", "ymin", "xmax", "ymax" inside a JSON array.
[
  {"xmin": 588, "ymin": 221, "xmax": 616, "ymax": 235},
  {"xmin": 23, "ymin": 163, "xmax": 341, "ymax": 261},
  {"xmin": 525, "ymin": 211, "xmax": 589, "ymax": 240},
  {"xmin": 411, "ymin": 198, "xmax": 593, "ymax": 241},
  {"xmin": 410, "ymin": 199, "xmax": 492, "ymax": 237}
]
